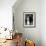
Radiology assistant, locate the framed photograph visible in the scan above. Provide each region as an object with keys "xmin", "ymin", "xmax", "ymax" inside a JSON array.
[{"xmin": 23, "ymin": 12, "xmax": 36, "ymax": 28}]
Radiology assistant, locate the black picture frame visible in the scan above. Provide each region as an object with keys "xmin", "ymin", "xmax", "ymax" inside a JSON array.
[{"xmin": 23, "ymin": 12, "xmax": 36, "ymax": 28}]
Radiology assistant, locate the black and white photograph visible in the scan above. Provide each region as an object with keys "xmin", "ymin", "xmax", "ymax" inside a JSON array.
[{"xmin": 23, "ymin": 12, "xmax": 36, "ymax": 28}]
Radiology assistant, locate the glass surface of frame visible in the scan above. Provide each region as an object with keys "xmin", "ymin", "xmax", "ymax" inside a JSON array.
[{"xmin": 23, "ymin": 12, "xmax": 36, "ymax": 28}]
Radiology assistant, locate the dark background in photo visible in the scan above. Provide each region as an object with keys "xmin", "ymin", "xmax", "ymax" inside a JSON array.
[{"xmin": 25, "ymin": 14, "xmax": 33, "ymax": 25}]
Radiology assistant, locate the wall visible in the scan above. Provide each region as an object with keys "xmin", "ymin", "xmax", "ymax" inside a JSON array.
[
  {"xmin": 13, "ymin": 0, "xmax": 41, "ymax": 46},
  {"xmin": 0, "ymin": 0, "xmax": 16, "ymax": 30},
  {"xmin": 41, "ymin": 0, "xmax": 46, "ymax": 46}
]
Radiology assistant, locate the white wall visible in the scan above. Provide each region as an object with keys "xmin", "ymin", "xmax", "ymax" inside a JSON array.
[
  {"xmin": 13, "ymin": 0, "xmax": 46, "ymax": 46},
  {"xmin": 41, "ymin": 0, "xmax": 46, "ymax": 46},
  {"xmin": 13, "ymin": 0, "xmax": 41, "ymax": 46},
  {"xmin": 0, "ymin": 0, "xmax": 16, "ymax": 30}
]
